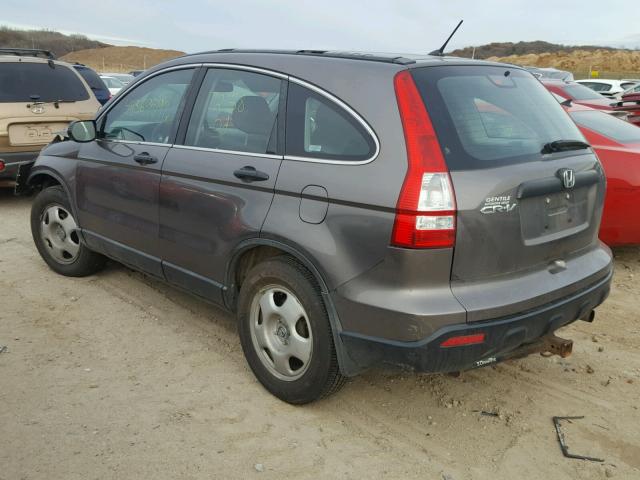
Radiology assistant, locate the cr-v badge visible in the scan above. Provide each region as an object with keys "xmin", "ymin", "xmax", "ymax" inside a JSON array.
[{"xmin": 480, "ymin": 195, "xmax": 517, "ymax": 214}]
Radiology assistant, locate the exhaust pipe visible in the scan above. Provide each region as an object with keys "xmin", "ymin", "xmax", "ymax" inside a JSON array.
[{"xmin": 580, "ymin": 310, "xmax": 595, "ymax": 323}]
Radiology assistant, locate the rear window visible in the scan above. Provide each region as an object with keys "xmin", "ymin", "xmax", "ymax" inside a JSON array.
[
  {"xmin": 570, "ymin": 110, "xmax": 640, "ymax": 144},
  {"xmin": 562, "ymin": 84, "xmax": 605, "ymax": 101},
  {"xmin": 411, "ymin": 66, "xmax": 584, "ymax": 170},
  {"xmin": 0, "ymin": 62, "xmax": 90, "ymax": 102}
]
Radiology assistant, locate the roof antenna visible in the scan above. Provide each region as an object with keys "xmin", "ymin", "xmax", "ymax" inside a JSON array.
[{"xmin": 429, "ymin": 20, "xmax": 463, "ymax": 57}]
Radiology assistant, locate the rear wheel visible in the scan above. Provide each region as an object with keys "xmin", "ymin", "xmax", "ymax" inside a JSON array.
[
  {"xmin": 31, "ymin": 186, "xmax": 106, "ymax": 277},
  {"xmin": 237, "ymin": 257, "xmax": 346, "ymax": 404}
]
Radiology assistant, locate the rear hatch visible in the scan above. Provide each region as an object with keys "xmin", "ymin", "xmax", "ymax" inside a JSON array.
[
  {"xmin": 411, "ymin": 65, "xmax": 611, "ymax": 322},
  {"xmin": 0, "ymin": 60, "xmax": 97, "ymax": 151}
]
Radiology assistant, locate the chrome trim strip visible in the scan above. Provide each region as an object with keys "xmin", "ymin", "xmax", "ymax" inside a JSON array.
[
  {"xmin": 287, "ymin": 77, "xmax": 380, "ymax": 166},
  {"xmin": 172, "ymin": 144, "xmax": 282, "ymax": 160},
  {"xmin": 101, "ymin": 139, "xmax": 173, "ymax": 148},
  {"xmin": 200, "ymin": 63, "xmax": 288, "ymax": 79}
]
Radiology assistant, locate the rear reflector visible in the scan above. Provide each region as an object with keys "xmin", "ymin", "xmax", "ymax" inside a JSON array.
[
  {"xmin": 392, "ymin": 70, "xmax": 457, "ymax": 249},
  {"xmin": 440, "ymin": 333, "xmax": 486, "ymax": 348},
  {"xmin": 0, "ymin": 160, "xmax": 4, "ymax": 172}
]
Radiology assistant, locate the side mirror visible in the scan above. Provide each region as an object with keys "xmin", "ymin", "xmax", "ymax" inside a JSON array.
[{"xmin": 67, "ymin": 120, "xmax": 96, "ymax": 143}]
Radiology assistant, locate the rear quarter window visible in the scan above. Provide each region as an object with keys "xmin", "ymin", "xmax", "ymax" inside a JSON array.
[
  {"xmin": 285, "ymin": 82, "xmax": 376, "ymax": 162},
  {"xmin": 0, "ymin": 62, "xmax": 90, "ymax": 102},
  {"xmin": 410, "ymin": 66, "xmax": 584, "ymax": 170}
]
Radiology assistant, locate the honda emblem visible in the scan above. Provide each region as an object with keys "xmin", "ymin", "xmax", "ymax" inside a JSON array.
[{"xmin": 557, "ymin": 169, "xmax": 576, "ymax": 189}]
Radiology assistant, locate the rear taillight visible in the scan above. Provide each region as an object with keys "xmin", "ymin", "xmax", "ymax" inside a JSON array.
[
  {"xmin": 392, "ymin": 70, "xmax": 456, "ymax": 249},
  {"xmin": 0, "ymin": 160, "xmax": 4, "ymax": 172}
]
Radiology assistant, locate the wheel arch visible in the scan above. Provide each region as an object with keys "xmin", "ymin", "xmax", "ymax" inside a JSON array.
[
  {"xmin": 225, "ymin": 237, "xmax": 361, "ymax": 377},
  {"xmin": 27, "ymin": 167, "xmax": 79, "ymax": 220}
]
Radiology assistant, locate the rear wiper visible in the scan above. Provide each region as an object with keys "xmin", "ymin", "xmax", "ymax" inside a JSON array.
[{"xmin": 541, "ymin": 140, "xmax": 590, "ymax": 155}]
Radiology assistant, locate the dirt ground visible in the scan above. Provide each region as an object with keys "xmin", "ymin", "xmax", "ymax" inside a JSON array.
[{"xmin": 1, "ymin": 187, "xmax": 639, "ymax": 480}]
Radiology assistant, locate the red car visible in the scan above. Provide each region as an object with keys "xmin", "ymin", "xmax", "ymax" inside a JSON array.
[
  {"xmin": 563, "ymin": 103, "xmax": 640, "ymax": 246},
  {"xmin": 617, "ymin": 85, "xmax": 640, "ymax": 126},
  {"xmin": 543, "ymin": 80, "xmax": 640, "ymax": 127}
]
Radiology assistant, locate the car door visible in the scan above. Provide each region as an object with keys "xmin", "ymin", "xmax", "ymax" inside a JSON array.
[
  {"xmin": 75, "ymin": 67, "xmax": 196, "ymax": 277},
  {"xmin": 158, "ymin": 67, "xmax": 285, "ymax": 303}
]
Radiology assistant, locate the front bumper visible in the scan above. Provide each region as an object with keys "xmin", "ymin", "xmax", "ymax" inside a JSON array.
[
  {"xmin": 0, "ymin": 151, "xmax": 38, "ymax": 180},
  {"xmin": 339, "ymin": 269, "xmax": 612, "ymax": 374}
]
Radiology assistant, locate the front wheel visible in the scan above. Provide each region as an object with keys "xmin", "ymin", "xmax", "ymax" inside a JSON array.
[
  {"xmin": 30, "ymin": 185, "xmax": 106, "ymax": 277},
  {"xmin": 237, "ymin": 257, "xmax": 346, "ymax": 404}
]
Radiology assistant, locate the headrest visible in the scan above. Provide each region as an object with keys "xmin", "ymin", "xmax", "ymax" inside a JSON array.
[{"xmin": 231, "ymin": 95, "xmax": 274, "ymax": 135}]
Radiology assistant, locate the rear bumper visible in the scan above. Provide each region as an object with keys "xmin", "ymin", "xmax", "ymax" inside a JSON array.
[
  {"xmin": 339, "ymin": 268, "xmax": 612, "ymax": 374},
  {"xmin": 0, "ymin": 151, "xmax": 38, "ymax": 179}
]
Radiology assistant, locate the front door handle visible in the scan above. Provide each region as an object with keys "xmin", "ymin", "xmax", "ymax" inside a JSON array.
[
  {"xmin": 233, "ymin": 166, "xmax": 269, "ymax": 182},
  {"xmin": 133, "ymin": 152, "xmax": 158, "ymax": 165}
]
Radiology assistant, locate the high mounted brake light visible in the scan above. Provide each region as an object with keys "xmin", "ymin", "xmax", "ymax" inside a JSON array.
[{"xmin": 392, "ymin": 70, "xmax": 457, "ymax": 249}]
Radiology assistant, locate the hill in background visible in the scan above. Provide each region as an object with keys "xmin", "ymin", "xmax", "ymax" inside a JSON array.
[
  {"xmin": 449, "ymin": 41, "xmax": 640, "ymax": 78},
  {"xmin": 448, "ymin": 40, "xmax": 624, "ymax": 59},
  {"xmin": 61, "ymin": 46, "xmax": 185, "ymax": 73},
  {"xmin": 0, "ymin": 26, "xmax": 108, "ymax": 57}
]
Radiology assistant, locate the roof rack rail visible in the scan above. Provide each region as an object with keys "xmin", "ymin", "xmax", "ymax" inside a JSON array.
[
  {"xmin": 0, "ymin": 48, "xmax": 56, "ymax": 60},
  {"xmin": 197, "ymin": 49, "xmax": 416, "ymax": 65}
]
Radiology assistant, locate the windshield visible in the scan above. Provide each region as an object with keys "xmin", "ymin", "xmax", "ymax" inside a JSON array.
[
  {"xmin": 571, "ymin": 110, "xmax": 640, "ymax": 144},
  {"xmin": 0, "ymin": 62, "xmax": 90, "ymax": 102},
  {"xmin": 411, "ymin": 66, "xmax": 584, "ymax": 170},
  {"xmin": 562, "ymin": 84, "xmax": 606, "ymax": 101}
]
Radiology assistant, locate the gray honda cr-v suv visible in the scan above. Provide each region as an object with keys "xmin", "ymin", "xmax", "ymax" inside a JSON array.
[{"xmin": 24, "ymin": 50, "xmax": 613, "ymax": 404}]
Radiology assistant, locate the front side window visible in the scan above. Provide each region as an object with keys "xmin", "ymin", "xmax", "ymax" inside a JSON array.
[
  {"xmin": 101, "ymin": 68, "xmax": 193, "ymax": 144},
  {"xmin": 184, "ymin": 69, "xmax": 281, "ymax": 154},
  {"xmin": 285, "ymin": 82, "xmax": 375, "ymax": 161},
  {"xmin": 0, "ymin": 62, "xmax": 89, "ymax": 102}
]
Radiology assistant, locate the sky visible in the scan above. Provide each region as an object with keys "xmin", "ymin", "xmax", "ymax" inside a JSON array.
[{"xmin": 3, "ymin": 0, "xmax": 639, "ymax": 53}]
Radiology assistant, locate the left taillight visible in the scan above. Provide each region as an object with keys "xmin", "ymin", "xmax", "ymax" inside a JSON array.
[
  {"xmin": 0, "ymin": 160, "xmax": 5, "ymax": 172},
  {"xmin": 391, "ymin": 70, "xmax": 457, "ymax": 249}
]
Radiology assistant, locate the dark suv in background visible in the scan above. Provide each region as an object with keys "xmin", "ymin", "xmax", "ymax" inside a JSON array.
[{"xmin": 24, "ymin": 50, "xmax": 613, "ymax": 404}]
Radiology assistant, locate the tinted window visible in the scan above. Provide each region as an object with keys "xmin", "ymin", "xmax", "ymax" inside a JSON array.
[
  {"xmin": 101, "ymin": 68, "xmax": 193, "ymax": 144},
  {"xmin": 184, "ymin": 69, "xmax": 281, "ymax": 154},
  {"xmin": 562, "ymin": 84, "xmax": 605, "ymax": 101},
  {"xmin": 75, "ymin": 66, "xmax": 107, "ymax": 91},
  {"xmin": 571, "ymin": 110, "xmax": 640, "ymax": 144},
  {"xmin": 620, "ymin": 82, "xmax": 637, "ymax": 90},
  {"xmin": 411, "ymin": 66, "xmax": 584, "ymax": 170},
  {"xmin": 0, "ymin": 62, "xmax": 89, "ymax": 102},
  {"xmin": 286, "ymin": 82, "xmax": 375, "ymax": 161}
]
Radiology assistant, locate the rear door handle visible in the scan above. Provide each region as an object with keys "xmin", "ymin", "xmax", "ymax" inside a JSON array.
[
  {"xmin": 133, "ymin": 152, "xmax": 158, "ymax": 165},
  {"xmin": 233, "ymin": 166, "xmax": 269, "ymax": 182}
]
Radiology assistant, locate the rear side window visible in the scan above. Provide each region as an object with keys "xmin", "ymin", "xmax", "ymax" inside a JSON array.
[
  {"xmin": 570, "ymin": 110, "xmax": 640, "ymax": 144},
  {"xmin": 580, "ymin": 82, "xmax": 611, "ymax": 92},
  {"xmin": 0, "ymin": 62, "xmax": 89, "ymax": 102},
  {"xmin": 75, "ymin": 66, "xmax": 107, "ymax": 92},
  {"xmin": 184, "ymin": 69, "xmax": 281, "ymax": 154},
  {"xmin": 411, "ymin": 66, "xmax": 584, "ymax": 170},
  {"xmin": 285, "ymin": 82, "xmax": 376, "ymax": 161}
]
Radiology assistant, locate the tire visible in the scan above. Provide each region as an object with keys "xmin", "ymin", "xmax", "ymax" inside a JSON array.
[
  {"xmin": 30, "ymin": 185, "xmax": 106, "ymax": 277},
  {"xmin": 237, "ymin": 256, "xmax": 346, "ymax": 404}
]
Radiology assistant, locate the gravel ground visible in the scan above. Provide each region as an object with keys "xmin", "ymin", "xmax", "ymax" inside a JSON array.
[{"xmin": 1, "ymin": 187, "xmax": 639, "ymax": 480}]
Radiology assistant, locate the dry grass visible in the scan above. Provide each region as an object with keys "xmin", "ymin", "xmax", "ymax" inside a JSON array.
[
  {"xmin": 488, "ymin": 49, "xmax": 640, "ymax": 79},
  {"xmin": 60, "ymin": 46, "xmax": 185, "ymax": 73}
]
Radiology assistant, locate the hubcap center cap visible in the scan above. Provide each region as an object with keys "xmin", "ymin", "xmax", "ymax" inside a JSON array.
[
  {"xmin": 55, "ymin": 224, "xmax": 66, "ymax": 241},
  {"xmin": 275, "ymin": 323, "xmax": 289, "ymax": 344}
]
